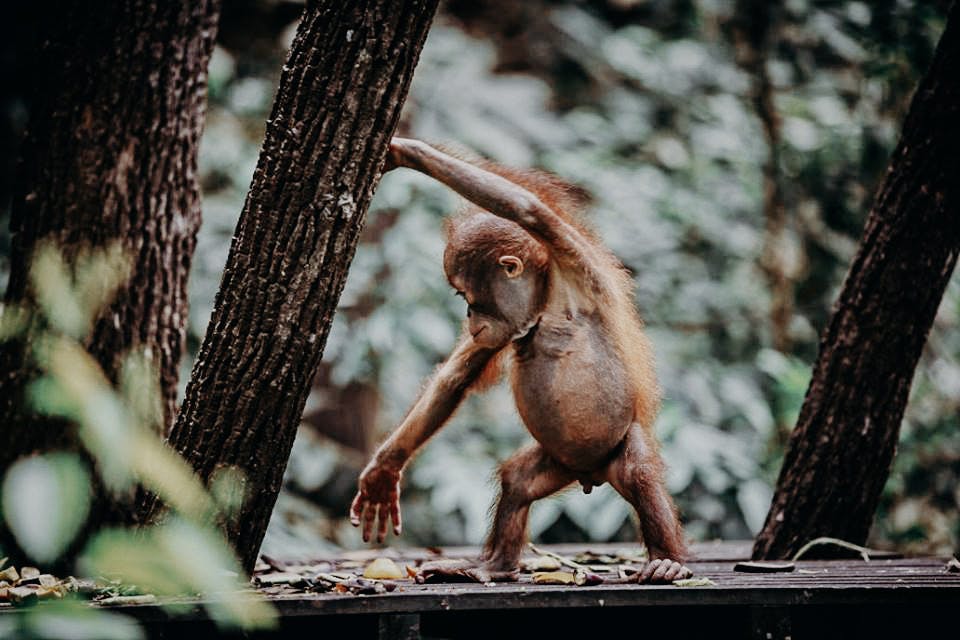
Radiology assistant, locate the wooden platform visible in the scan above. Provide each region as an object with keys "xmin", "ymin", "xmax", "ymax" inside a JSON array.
[{"xmin": 4, "ymin": 542, "xmax": 960, "ymax": 639}]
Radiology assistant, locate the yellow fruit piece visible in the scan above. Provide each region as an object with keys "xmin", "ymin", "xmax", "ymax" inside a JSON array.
[{"xmin": 362, "ymin": 558, "xmax": 405, "ymax": 580}]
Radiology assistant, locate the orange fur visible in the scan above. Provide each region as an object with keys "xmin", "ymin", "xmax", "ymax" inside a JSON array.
[
  {"xmin": 464, "ymin": 158, "xmax": 661, "ymax": 430},
  {"xmin": 472, "ymin": 343, "xmax": 510, "ymax": 392},
  {"xmin": 353, "ymin": 139, "xmax": 686, "ymax": 573}
]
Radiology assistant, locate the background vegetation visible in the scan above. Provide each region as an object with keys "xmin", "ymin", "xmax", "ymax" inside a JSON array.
[{"xmin": 2, "ymin": 0, "xmax": 956, "ymax": 563}]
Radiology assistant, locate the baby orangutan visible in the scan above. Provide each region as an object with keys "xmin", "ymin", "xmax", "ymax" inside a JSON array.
[{"xmin": 350, "ymin": 138, "xmax": 691, "ymax": 584}]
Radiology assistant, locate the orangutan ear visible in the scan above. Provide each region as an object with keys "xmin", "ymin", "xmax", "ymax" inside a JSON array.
[{"xmin": 498, "ymin": 255, "xmax": 524, "ymax": 278}]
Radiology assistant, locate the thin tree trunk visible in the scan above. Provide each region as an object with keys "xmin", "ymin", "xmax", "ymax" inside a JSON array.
[
  {"xmin": 731, "ymin": 0, "xmax": 793, "ymax": 352},
  {"xmin": 753, "ymin": 5, "xmax": 960, "ymax": 559},
  {"xmin": 141, "ymin": 0, "xmax": 439, "ymax": 572},
  {"xmin": 0, "ymin": 0, "xmax": 218, "ymax": 511}
]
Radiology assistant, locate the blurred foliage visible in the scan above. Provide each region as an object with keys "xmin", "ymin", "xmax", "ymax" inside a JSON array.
[
  {"xmin": 0, "ymin": 599, "xmax": 145, "ymax": 640},
  {"xmin": 2, "ymin": 454, "xmax": 90, "ymax": 565},
  {"xmin": 0, "ymin": 244, "xmax": 275, "ymax": 636},
  {"xmin": 190, "ymin": 0, "xmax": 958, "ymax": 555}
]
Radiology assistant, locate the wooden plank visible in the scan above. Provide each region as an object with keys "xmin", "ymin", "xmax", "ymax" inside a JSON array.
[{"xmin": 2, "ymin": 541, "xmax": 958, "ymax": 622}]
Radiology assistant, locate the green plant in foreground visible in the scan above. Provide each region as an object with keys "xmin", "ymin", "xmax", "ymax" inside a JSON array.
[{"xmin": 0, "ymin": 243, "xmax": 275, "ymax": 637}]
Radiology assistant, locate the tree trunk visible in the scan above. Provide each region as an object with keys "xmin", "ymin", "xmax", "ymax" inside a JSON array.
[
  {"xmin": 753, "ymin": 5, "xmax": 960, "ymax": 560},
  {"xmin": 0, "ymin": 0, "xmax": 218, "ymax": 493},
  {"xmin": 141, "ymin": 0, "xmax": 439, "ymax": 572},
  {"xmin": 731, "ymin": 0, "xmax": 794, "ymax": 353}
]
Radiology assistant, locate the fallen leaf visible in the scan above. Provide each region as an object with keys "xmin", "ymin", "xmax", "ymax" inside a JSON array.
[
  {"xmin": 415, "ymin": 560, "xmax": 480, "ymax": 584},
  {"xmin": 37, "ymin": 586, "xmax": 64, "ymax": 600},
  {"xmin": 674, "ymin": 577, "xmax": 717, "ymax": 587},
  {"xmin": 335, "ymin": 577, "xmax": 397, "ymax": 595},
  {"xmin": 38, "ymin": 574, "xmax": 58, "ymax": 588},
  {"xmin": 522, "ymin": 557, "xmax": 562, "ymax": 572},
  {"xmin": 98, "ymin": 594, "xmax": 158, "ymax": 606},
  {"xmin": 255, "ymin": 572, "xmax": 305, "ymax": 586},
  {"xmin": 19, "ymin": 567, "xmax": 40, "ymax": 581},
  {"xmin": 329, "ymin": 572, "xmax": 356, "ymax": 581},
  {"xmin": 573, "ymin": 570, "xmax": 605, "ymax": 586},
  {"xmin": 64, "ymin": 577, "xmax": 98, "ymax": 594},
  {"xmin": 7, "ymin": 586, "xmax": 38, "ymax": 605},
  {"xmin": 532, "ymin": 571, "xmax": 576, "ymax": 585}
]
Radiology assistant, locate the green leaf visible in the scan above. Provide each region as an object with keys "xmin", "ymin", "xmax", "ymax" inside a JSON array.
[
  {"xmin": 119, "ymin": 349, "xmax": 164, "ymax": 433},
  {"xmin": 0, "ymin": 305, "xmax": 30, "ymax": 342},
  {"xmin": 81, "ymin": 520, "xmax": 277, "ymax": 631},
  {"xmin": 23, "ymin": 600, "xmax": 144, "ymax": 640},
  {"xmin": 1, "ymin": 453, "xmax": 91, "ymax": 564}
]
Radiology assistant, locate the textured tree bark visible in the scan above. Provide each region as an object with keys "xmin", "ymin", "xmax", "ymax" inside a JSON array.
[
  {"xmin": 753, "ymin": 6, "xmax": 960, "ymax": 559},
  {"xmin": 0, "ymin": 1, "xmax": 218, "ymax": 487},
  {"xmin": 142, "ymin": 0, "xmax": 439, "ymax": 571}
]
